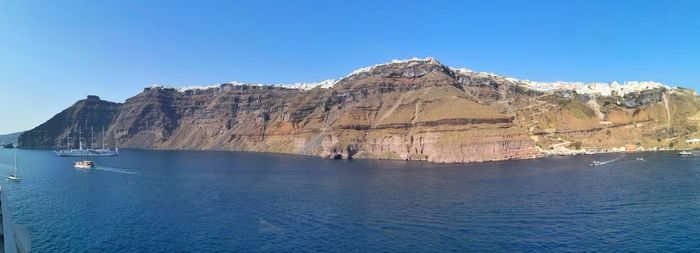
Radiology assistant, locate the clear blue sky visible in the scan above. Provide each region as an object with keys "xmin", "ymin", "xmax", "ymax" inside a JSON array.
[{"xmin": 1, "ymin": 0, "xmax": 699, "ymax": 133}]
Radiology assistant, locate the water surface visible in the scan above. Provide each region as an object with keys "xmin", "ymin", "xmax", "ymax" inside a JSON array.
[{"xmin": 0, "ymin": 149, "xmax": 699, "ymax": 252}]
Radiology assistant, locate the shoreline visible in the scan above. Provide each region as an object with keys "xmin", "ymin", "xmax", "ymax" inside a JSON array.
[
  {"xmin": 541, "ymin": 147, "xmax": 695, "ymax": 157},
  {"xmin": 11, "ymin": 146, "xmax": 699, "ymax": 165}
]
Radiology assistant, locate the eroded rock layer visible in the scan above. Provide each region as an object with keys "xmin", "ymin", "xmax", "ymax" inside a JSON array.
[{"xmin": 18, "ymin": 58, "xmax": 700, "ymax": 163}]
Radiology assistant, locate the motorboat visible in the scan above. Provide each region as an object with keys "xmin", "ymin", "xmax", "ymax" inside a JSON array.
[{"xmin": 74, "ymin": 160, "xmax": 96, "ymax": 169}]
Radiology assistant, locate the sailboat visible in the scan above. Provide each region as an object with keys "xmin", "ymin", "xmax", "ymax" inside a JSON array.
[
  {"xmin": 55, "ymin": 127, "xmax": 119, "ymax": 157},
  {"xmin": 92, "ymin": 127, "xmax": 119, "ymax": 156},
  {"xmin": 8, "ymin": 149, "xmax": 20, "ymax": 181}
]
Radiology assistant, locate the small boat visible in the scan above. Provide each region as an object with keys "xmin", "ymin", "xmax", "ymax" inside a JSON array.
[
  {"xmin": 636, "ymin": 157, "xmax": 645, "ymax": 161},
  {"xmin": 591, "ymin": 161, "xmax": 603, "ymax": 166},
  {"xmin": 7, "ymin": 174, "xmax": 20, "ymax": 181},
  {"xmin": 678, "ymin": 151, "xmax": 694, "ymax": 156},
  {"xmin": 74, "ymin": 160, "xmax": 95, "ymax": 169},
  {"xmin": 73, "ymin": 132, "xmax": 97, "ymax": 169},
  {"xmin": 7, "ymin": 149, "xmax": 20, "ymax": 182}
]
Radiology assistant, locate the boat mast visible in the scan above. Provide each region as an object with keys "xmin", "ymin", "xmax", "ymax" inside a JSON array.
[
  {"xmin": 14, "ymin": 148, "xmax": 18, "ymax": 175},
  {"xmin": 90, "ymin": 127, "xmax": 94, "ymax": 150},
  {"xmin": 113, "ymin": 128, "xmax": 119, "ymax": 149},
  {"xmin": 102, "ymin": 126, "xmax": 105, "ymax": 150},
  {"xmin": 79, "ymin": 127, "xmax": 83, "ymax": 150}
]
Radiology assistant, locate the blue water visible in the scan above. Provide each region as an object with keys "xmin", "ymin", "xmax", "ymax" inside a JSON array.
[{"xmin": 1, "ymin": 149, "xmax": 700, "ymax": 252}]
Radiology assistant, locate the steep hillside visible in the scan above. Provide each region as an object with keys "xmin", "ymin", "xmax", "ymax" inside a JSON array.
[
  {"xmin": 18, "ymin": 96, "xmax": 122, "ymax": 148},
  {"xmin": 0, "ymin": 132, "xmax": 22, "ymax": 145},
  {"xmin": 18, "ymin": 58, "xmax": 700, "ymax": 163}
]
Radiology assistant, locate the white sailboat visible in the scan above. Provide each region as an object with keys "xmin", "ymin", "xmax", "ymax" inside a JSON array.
[
  {"xmin": 55, "ymin": 126, "xmax": 119, "ymax": 157},
  {"xmin": 92, "ymin": 127, "xmax": 119, "ymax": 156},
  {"xmin": 8, "ymin": 149, "xmax": 20, "ymax": 181}
]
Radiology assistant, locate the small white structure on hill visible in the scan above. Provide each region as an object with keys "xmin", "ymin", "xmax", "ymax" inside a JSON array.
[{"xmin": 686, "ymin": 138, "xmax": 700, "ymax": 144}]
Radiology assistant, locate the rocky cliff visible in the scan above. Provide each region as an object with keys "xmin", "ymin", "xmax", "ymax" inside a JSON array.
[
  {"xmin": 0, "ymin": 132, "xmax": 23, "ymax": 146},
  {"xmin": 18, "ymin": 58, "xmax": 700, "ymax": 162},
  {"xmin": 19, "ymin": 95, "xmax": 121, "ymax": 149}
]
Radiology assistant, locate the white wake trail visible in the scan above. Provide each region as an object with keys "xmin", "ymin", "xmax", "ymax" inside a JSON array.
[{"xmin": 93, "ymin": 166, "xmax": 138, "ymax": 175}]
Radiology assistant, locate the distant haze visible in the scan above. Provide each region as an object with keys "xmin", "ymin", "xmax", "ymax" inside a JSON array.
[
  {"xmin": 1, "ymin": 0, "xmax": 699, "ymax": 133},
  {"xmin": 0, "ymin": 132, "xmax": 22, "ymax": 145}
]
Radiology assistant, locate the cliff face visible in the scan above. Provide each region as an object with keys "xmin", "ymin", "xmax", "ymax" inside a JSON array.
[
  {"xmin": 0, "ymin": 132, "xmax": 22, "ymax": 146},
  {"xmin": 519, "ymin": 87, "xmax": 700, "ymax": 153},
  {"xmin": 18, "ymin": 58, "xmax": 700, "ymax": 162},
  {"xmin": 18, "ymin": 96, "xmax": 121, "ymax": 148},
  {"xmin": 98, "ymin": 58, "xmax": 537, "ymax": 163}
]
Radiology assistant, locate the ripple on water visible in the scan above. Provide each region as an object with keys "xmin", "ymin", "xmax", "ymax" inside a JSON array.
[{"xmin": 2, "ymin": 149, "xmax": 700, "ymax": 252}]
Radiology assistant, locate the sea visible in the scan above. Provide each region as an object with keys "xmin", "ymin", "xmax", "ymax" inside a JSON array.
[{"xmin": 0, "ymin": 149, "xmax": 699, "ymax": 252}]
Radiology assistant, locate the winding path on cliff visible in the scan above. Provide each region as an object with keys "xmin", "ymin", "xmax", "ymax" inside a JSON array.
[
  {"xmin": 663, "ymin": 93, "xmax": 671, "ymax": 129},
  {"xmin": 411, "ymin": 93, "xmax": 424, "ymax": 125},
  {"xmin": 374, "ymin": 91, "xmax": 413, "ymax": 127},
  {"xmin": 587, "ymin": 99, "xmax": 605, "ymax": 120}
]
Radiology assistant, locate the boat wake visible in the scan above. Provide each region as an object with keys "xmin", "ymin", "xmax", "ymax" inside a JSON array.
[
  {"xmin": 93, "ymin": 166, "xmax": 138, "ymax": 175},
  {"xmin": 259, "ymin": 218, "xmax": 284, "ymax": 234},
  {"xmin": 591, "ymin": 157, "xmax": 623, "ymax": 166}
]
